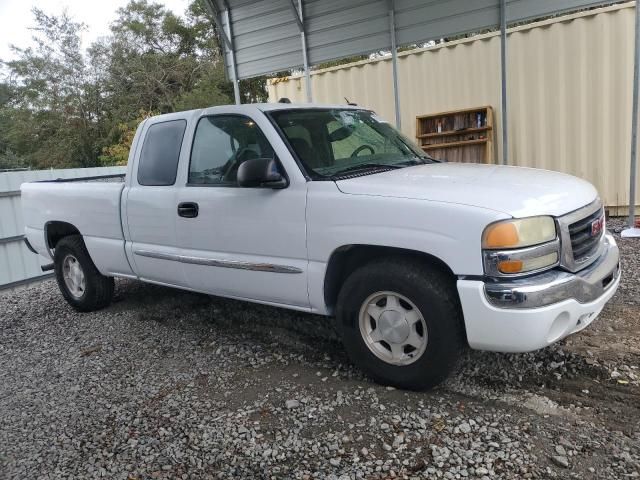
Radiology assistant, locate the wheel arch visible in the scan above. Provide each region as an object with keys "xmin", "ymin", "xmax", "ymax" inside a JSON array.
[
  {"xmin": 45, "ymin": 221, "xmax": 82, "ymax": 255},
  {"xmin": 323, "ymin": 244, "xmax": 457, "ymax": 315}
]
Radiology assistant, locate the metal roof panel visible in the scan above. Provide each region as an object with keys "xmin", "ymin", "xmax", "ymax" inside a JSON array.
[{"xmin": 213, "ymin": 0, "xmax": 615, "ymax": 79}]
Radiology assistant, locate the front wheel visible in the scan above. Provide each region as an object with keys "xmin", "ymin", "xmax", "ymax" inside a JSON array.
[
  {"xmin": 337, "ymin": 257, "xmax": 466, "ymax": 390},
  {"xmin": 54, "ymin": 235, "xmax": 114, "ymax": 312}
]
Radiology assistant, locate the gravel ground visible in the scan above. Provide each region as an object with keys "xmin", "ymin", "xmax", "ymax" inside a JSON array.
[{"xmin": 1, "ymin": 220, "xmax": 639, "ymax": 479}]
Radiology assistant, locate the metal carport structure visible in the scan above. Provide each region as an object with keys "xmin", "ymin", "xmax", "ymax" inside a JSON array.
[{"xmin": 205, "ymin": 0, "xmax": 640, "ymax": 233}]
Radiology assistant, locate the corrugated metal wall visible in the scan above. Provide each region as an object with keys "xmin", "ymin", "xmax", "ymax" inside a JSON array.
[
  {"xmin": 217, "ymin": 0, "xmax": 614, "ymax": 79},
  {"xmin": 268, "ymin": 2, "xmax": 638, "ymax": 213},
  {"xmin": 0, "ymin": 166, "xmax": 126, "ymax": 289}
]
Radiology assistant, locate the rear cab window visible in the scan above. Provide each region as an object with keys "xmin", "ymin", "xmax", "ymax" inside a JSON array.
[{"xmin": 137, "ymin": 120, "xmax": 187, "ymax": 186}]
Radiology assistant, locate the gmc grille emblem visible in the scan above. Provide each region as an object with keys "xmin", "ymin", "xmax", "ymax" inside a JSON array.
[{"xmin": 591, "ymin": 216, "xmax": 604, "ymax": 237}]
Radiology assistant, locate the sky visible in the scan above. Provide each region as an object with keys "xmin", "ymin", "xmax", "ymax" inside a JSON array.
[{"xmin": 0, "ymin": 0, "xmax": 191, "ymax": 61}]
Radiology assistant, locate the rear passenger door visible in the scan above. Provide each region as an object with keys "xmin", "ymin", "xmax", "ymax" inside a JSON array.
[{"xmin": 124, "ymin": 117, "xmax": 189, "ymax": 287}]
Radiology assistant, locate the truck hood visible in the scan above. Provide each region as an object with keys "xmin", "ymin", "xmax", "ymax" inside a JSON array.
[{"xmin": 335, "ymin": 163, "xmax": 598, "ymax": 217}]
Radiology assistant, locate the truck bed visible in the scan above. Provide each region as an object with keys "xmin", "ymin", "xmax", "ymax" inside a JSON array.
[
  {"xmin": 21, "ymin": 177, "xmax": 129, "ymax": 276},
  {"xmin": 35, "ymin": 173, "xmax": 125, "ymax": 184}
]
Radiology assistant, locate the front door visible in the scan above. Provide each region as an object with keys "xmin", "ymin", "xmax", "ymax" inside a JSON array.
[{"xmin": 174, "ymin": 112, "xmax": 309, "ymax": 308}]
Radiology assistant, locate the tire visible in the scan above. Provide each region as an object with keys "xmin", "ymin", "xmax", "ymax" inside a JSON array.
[
  {"xmin": 336, "ymin": 257, "xmax": 466, "ymax": 390},
  {"xmin": 53, "ymin": 235, "xmax": 114, "ymax": 312}
]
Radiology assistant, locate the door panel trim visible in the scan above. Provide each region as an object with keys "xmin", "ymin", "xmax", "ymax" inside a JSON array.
[{"xmin": 133, "ymin": 249, "xmax": 303, "ymax": 274}]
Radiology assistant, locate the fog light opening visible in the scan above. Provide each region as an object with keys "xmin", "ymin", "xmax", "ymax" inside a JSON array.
[
  {"xmin": 577, "ymin": 314, "xmax": 589, "ymax": 326},
  {"xmin": 547, "ymin": 311, "xmax": 571, "ymax": 343}
]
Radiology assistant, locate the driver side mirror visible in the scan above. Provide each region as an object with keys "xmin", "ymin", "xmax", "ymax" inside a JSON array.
[{"xmin": 237, "ymin": 158, "xmax": 287, "ymax": 189}]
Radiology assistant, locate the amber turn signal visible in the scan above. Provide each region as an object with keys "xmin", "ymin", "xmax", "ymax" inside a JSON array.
[{"xmin": 497, "ymin": 260, "xmax": 524, "ymax": 273}]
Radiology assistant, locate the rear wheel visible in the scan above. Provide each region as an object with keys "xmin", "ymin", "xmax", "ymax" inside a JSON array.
[
  {"xmin": 337, "ymin": 257, "xmax": 465, "ymax": 390},
  {"xmin": 54, "ymin": 235, "xmax": 114, "ymax": 312}
]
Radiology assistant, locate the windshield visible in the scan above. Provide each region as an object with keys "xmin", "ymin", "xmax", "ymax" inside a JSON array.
[{"xmin": 270, "ymin": 108, "xmax": 432, "ymax": 179}]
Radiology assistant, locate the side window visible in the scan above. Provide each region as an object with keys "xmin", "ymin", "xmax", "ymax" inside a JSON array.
[
  {"xmin": 137, "ymin": 120, "xmax": 187, "ymax": 186},
  {"xmin": 189, "ymin": 115, "xmax": 275, "ymax": 186}
]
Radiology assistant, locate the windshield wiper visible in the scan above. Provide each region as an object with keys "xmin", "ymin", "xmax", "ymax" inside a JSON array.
[
  {"xmin": 331, "ymin": 163, "xmax": 405, "ymax": 176},
  {"xmin": 410, "ymin": 155, "xmax": 444, "ymax": 164},
  {"xmin": 398, "ymin": 157, "xmax": 429, "ymax": 166}
]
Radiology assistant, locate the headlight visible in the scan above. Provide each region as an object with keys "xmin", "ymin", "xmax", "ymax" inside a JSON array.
[
  {"xmin": 482, "ymin": 217, "xmax": 559, "ymax": 276},
  {"xmin": 482, "ymin": 216, "xmax": 557, "ymax": 249}
]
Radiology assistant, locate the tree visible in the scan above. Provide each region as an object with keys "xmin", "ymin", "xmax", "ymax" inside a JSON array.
[
  {"xmin": 98, "ymin": 110, "xmax": 156, "ymax": 166},
  {"xmin": 186, "ymin": 0, "xmax": 268, "ymax": 104},
  {"xmin": 0, "ymin": 9, "xmax": 101, "ymax": 168},
  {"xmin": 95, "ymin": 0, "xmax": 236, "ymax": 160},
  {"xmin": 0, "ymin": 0, "xmax": 270, "ymax": 170}
]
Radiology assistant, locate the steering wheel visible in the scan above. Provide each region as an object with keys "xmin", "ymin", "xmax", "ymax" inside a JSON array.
[{"xmin": 350, "ymin": 144, "xmax": 375, "ymax": 157}]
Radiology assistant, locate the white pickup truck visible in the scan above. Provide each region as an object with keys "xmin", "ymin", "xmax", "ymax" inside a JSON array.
[{"xmin": 22, "ymin": 103, "xmax": 620, "ymax": 389}]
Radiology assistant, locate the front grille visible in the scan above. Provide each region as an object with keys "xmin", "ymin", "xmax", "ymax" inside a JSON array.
[{"xmin": 568, "ymin": 208, "xmax": 603, "ymax": 263}]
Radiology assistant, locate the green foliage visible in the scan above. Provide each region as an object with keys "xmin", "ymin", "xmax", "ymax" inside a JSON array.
[
  {"xmin": 0, "ymin": 0, "xmax": 267, "ymax": 169},
  {"xmin": 0, "ymin": 9, "xmax": 99, "ymax": 168},
  {"xmin": 314, "ymin": 55, "xmax": 370, "ymax": 70},
  {"xmin": 98, "ymin": 110, "xmax": 156, "ymax": 166}
]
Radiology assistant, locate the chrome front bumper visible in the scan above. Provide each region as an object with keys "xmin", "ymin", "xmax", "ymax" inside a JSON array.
[{"xmin": 484, "ymin": 233, "xmax": 620, "ymax": 309}]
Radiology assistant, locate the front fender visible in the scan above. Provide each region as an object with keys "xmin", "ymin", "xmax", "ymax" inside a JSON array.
[{"xmin": 305, "ymin": 182, "xmax": 508, "ymax": 314}]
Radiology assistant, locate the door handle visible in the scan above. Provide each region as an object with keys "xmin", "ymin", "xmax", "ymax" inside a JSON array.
[{"xmin": 177, "ymin": 202, "xmax": 199, "ymax": 218}]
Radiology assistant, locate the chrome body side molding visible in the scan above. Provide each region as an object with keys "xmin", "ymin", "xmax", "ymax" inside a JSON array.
[{"xmin": 133, "ymin": 249, "xmax": 303, "ymax": 274}]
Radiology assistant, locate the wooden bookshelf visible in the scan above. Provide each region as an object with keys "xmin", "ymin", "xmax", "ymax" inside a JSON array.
[{"xmin": 416, "ymin": 106, "xmax": 494, "ymax": 163}]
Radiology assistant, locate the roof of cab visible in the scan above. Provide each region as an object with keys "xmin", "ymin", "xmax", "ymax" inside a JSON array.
[
  {"xmin": 198, "ymin": 102, "xmax": 365, "ymax": 113},
  {"xmin": 144, "ymin": 102, "xmax": 365, "ymax": 124},
  {"xmin": 254, "ymin": 102, "xmax": 363, "ymax": 112}
]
